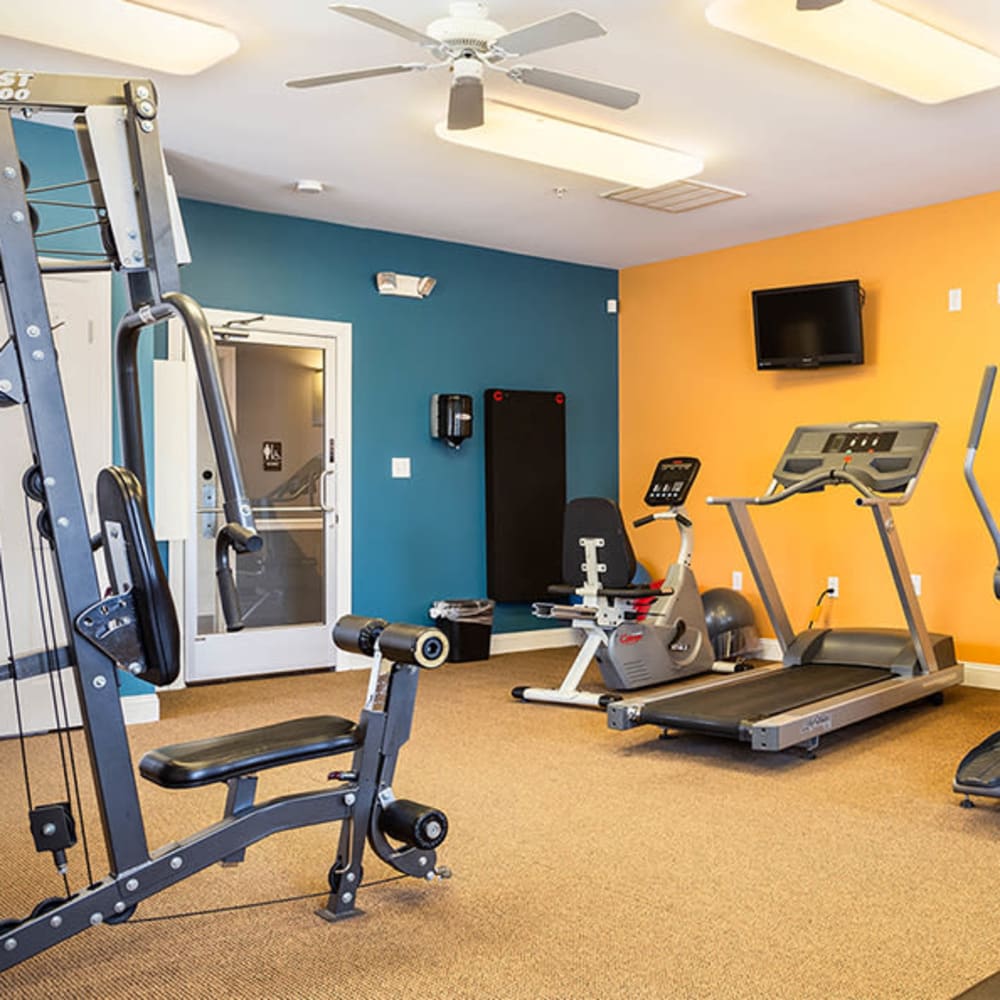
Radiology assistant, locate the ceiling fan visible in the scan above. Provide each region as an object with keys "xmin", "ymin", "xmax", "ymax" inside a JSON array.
[
  {"xmin": 796, "ymin": 0, "xmax": 843, "ymax": 8},
  {"xmin": 286, "ymin": 2, "xmax": 640, "ymax": 130}
]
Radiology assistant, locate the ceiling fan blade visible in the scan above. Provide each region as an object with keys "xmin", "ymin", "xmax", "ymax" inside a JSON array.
[
  {"xmin": 330, "ymin": 4, "xmax": 441, "ymax": 49},
  {"xmin": 447, "ymin": 76, "xmax": 485, "ymax": 130},
  {"xmin": 796, "ymin": 0, "xmax": 844, "ymax": 8},
  {"xmin": 508, "ymin": 66, "xmax": 639, "ymax": 110},
  {"xmin": 286, "ymin": 63, "xmax": 424, "ymax": 89},
  {"xmin": 492, "ymin": 11, "xmax": 605, "ymax": 58}
]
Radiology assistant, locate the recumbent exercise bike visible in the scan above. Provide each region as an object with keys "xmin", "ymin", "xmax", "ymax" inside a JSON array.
[{"xmin": 513, "ymin": 457, "xmax": 756, "ymax": 710}]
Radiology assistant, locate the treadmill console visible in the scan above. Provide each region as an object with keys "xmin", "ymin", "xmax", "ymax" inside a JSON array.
[
  {"xmin": 645, "ymin": 456, "xmax": 701, "ymax": 507},
  {"xmin": 773, "ymin": 422, "xmax": 937, "ymax": 493}
]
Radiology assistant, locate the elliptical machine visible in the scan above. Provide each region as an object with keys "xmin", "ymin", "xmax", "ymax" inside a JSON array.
[
  {"xmin": 954, "ymin": 365, "xmax": 1000, "ymax": 807},
  {"xmin": 512, "ymin": 457, "xmax": 735, "ymax": 710}
]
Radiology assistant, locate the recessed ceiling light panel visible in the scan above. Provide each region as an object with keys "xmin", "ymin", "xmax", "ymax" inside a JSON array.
[
  {"xmin": 435, "ymin": 101, "xmax": 702, "ymax": 188},
  {"xmin": 706, "ymin": 0, "xmax": 1000, "ymax": 104},
  {"xmin": 0, "ymin": 1, "xmax": 240, "ymax": 75}
]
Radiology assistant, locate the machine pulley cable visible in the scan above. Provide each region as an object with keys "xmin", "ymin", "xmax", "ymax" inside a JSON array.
[
  {"xmin": 24, "ymin": 495, "xmax": 72, "ymax": 796},
  {"xmin": 34, "ymin": 506, "xmax": 94, "ymax": 887},
  {"xmin": 23, "ymin": 490, "xmax": 94, "ymax": 890},
  {"xmin": 129, "ymin": 874, "xmax": 410, "ymax": 925}
]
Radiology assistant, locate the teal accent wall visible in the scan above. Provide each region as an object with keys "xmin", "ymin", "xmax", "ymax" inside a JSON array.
[
  {"xmin": 177, "ymin": 200, "xmax": 619, "ymax": 630},
  {"xmin": 13, "ymin": 118, "xmax": 620, "ymax": 646}
]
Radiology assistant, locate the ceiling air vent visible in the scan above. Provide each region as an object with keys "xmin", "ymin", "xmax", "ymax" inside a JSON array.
[{"xmin": 601, "ymin": 179, "xmax": 746, "ymax": 213}]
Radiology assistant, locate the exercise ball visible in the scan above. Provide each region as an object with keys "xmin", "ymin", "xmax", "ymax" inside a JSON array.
[{"xmin": 701, "ymin": 587, "xmax": 761, "ymax": 660}]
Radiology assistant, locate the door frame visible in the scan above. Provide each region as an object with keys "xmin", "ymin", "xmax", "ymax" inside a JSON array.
[{"xmin": 161, "ymin": 308, "xmax": 353, "ymax": 684}]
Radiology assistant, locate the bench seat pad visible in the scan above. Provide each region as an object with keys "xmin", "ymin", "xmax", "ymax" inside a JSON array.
[{"xmin": 139, "ymin": 714, "xmax": 360, "ymax": 789}]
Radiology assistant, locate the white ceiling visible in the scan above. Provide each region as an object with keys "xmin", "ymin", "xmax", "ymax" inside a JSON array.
[{"xmin": 5, "ymin": 0, "xmax": 1000, "ymax": 268}]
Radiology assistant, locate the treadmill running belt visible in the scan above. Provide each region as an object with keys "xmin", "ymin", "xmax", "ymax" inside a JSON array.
[{"xmin": 638, "ymin": 664, "xmax": 894, "ymax": 738}]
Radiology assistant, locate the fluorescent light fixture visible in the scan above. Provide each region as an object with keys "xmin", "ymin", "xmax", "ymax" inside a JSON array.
[
  {"xmin": 435, "ymin": 101, "xmax": 702, "ymax": 189},
  {"xmin": 0, "ymin": 1, "xmax": 240, "ymax": 75},
  {"xmin": 705, "ymin": 0, "xmax": 1000, "ymax": 104}
]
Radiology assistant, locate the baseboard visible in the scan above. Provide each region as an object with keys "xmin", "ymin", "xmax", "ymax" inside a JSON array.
[
  {"xmin": 756, "ymin": 639, "xmax": 1000, "ymax": 690},
  {"xmin": 962, "ymin": 661, "xmax": 1000, "ymax": 691},
  {"xmin": 334, "ymin": 650, "xmax": 369, "ymax": 672},
  {"xmin": 491, "ymin": 628, "xmax": 578, "ymax": 655},
  {"xmin": 758, "ymin": 637, "xmax": 782, "ymax": 662},
  {"xmin": 122, "ymin": 693, "xmax": 160, "ymax": 725}
]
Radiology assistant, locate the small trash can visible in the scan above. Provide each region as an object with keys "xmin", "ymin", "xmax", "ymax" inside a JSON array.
[{"xmin": 429, "ymin": 599, "xmax": 495, "ymax": 662}]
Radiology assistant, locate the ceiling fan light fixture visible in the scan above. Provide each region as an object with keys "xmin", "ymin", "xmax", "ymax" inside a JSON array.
[
  {"xmin": 705, "ymin": 0, "xmax": 1000, "ymax": 104},
  {"xmin": 0, "ymin": 1, "xmax": 239, "ymax": 75},
  {"xmin": 434, "ymin": 101, "xmax": 702, "ymax": 188}
]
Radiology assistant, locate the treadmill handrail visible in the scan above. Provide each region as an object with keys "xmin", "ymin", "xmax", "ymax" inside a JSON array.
[
  {"xmin": 708, "ymin": 466, "xmax": 909, "ymax": 508},
  {"xmin": 708, "ymin": 456, "xmax": 940, "ymax": 672},
  {"xmin": 964, "ymin": 366, "xmax": 1000, "ymax": 584}
]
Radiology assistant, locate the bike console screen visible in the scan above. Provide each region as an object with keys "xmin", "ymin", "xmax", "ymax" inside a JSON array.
[{"xmin": 645, "ymin": 457, "xmax": 701, "ymax": 507}]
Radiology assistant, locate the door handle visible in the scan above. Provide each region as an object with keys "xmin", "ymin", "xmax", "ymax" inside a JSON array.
[{"xmin": 320, "ymin": 469, "xmax": 335, "ymax": 512}]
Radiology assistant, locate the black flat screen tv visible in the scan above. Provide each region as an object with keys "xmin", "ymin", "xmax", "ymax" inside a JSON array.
[{"xmin": 752, "ymin": 279, "xmax": 864, "ymax": 370}]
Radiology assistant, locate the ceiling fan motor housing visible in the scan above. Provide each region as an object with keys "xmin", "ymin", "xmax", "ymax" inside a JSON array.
[
  {"xmin": 452, "ymin": 54, "xmax": 485, "ymax": 83},
  {"xmin": 427, "ymin": 2, "xmax": 506, "ymax": 54}
]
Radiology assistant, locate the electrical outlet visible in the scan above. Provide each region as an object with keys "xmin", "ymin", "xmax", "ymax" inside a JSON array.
[
  {"xmin": 911, "ymin": 573, "xmax": 922, "ymax": 596},
  {"xmin": 827, "ymin": 576, "xmax": 840, "ymax": 598},
  {"xmin": 949, "ymin": 288, "xmax": 962, "ymax": 312},
  {"xmin": 732, "ymin": 570, "xmax": 743, "ymax": 591}
]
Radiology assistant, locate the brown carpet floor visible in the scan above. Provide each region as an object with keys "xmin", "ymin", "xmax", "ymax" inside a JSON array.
[{"xmin": 1, "ymin": 648, "xmax": 998, "ymax": 999}]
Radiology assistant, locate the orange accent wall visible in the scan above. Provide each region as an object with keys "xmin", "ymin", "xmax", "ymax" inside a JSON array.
[{"xmin": 619, "ymin": 191, "xmax": 1000, "ymax": 664}]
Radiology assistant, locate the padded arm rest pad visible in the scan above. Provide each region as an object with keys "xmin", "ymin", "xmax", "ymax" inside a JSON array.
[
  {"xmin": 547, "ymin": 583, "xmax": 666, "ymax": 599},
  {"xmin": 139, "ymin": 715, "xmax": 360, "ymax": 789},
  {"xmin": 599, "ymin": 586, "xmax": 666, "ymax": 599}
]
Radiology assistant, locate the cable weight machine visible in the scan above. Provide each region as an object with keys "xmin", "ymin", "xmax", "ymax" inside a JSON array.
[{"xmin": 0, "ymin": 72, "xmax": 450, "ymax": 971}]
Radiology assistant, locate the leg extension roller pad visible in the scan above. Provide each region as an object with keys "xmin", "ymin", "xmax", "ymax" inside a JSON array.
[
  {"xmin": 333, "ymin": 615, "xmax": 449, "ymax": 668},
  {"xmin": 379, "ymin": 799, "xmax": 449, "ymax": 850}
]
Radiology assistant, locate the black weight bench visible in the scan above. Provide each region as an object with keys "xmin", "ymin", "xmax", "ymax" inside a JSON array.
[
  {"xmin": 139, "ymin": 715, "xmax": 360, "ymax": 789},
  {"xmin": 87, "ymin": 467, "xmax": 447, "ymax": 915}
]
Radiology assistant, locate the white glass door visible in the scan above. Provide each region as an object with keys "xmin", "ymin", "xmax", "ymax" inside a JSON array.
[{"xmin": 184, "ymin": 324, "xmax": 343, "ymax": 681}]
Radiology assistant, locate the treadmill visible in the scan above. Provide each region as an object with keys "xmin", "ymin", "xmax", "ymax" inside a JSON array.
[
  {"xmin": 608, "ymin": 421, "xmax": 964, "ymax": 753},
  {"xmin": 954, "ymin": 366, "xmax": 1000, "ymax": 805}
]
